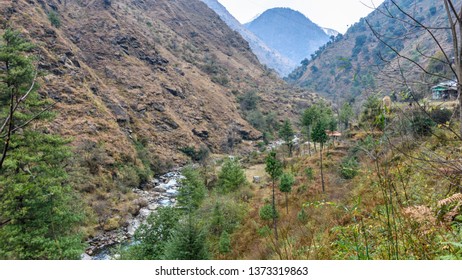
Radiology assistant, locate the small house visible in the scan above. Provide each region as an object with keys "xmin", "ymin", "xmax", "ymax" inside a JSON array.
[{"xmin": 432, "ymin": 80, "xmax": 458, "ymax": 100}]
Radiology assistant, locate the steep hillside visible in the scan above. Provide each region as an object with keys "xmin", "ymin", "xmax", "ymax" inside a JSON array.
[
  {"xmin": 288, "ymin": 0, "xmax": 456, "ymax": 100},
  {"xmin": 201, "ymin": 0, "xmax": 296, "ymax": 76},
  {"xmin": 0, "ymin": 0, "xmax": 316, "ymax": 233},
  {"xmin": 245, "ymin": 8, "xmax": 330, "ymax": 68}
]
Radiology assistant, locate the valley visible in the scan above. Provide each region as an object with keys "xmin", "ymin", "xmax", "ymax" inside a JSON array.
[{"xmin": 1, "ymin": 0, "xmax": 462, "ymax": 261}]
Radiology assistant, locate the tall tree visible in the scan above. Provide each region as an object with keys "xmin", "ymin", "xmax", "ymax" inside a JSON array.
[
  {"xmin": 177, "ymin": 166, "xmax": 206, "ymax": 211},
  {"xmin": 278, "ymin": 119, "xmax": 295, "ymax": 157},
  {"xmin": 279, "ymin": 173, "xmax": 295, "ymax": 214},
  {"xmin": 301, "ymin": 106, "xmax": 318, "ymax": 156},
  {"xmin": 0, "ymin": 29, "xmax": 85, "ymax": 259},
  {"xmin": 312, "ymin": 121, "xmax": 328, "ymax": 192},
  {"xmin": 265, "ymin": 150, "xmax": 283, "ymax": 240},
  {"xmin": 0, "ymin": 29, "xmax": 52, "ymax": 169},
  {"xmin": 124, "ymin": 207, "xmax": 181, "ymax": 260},
  {"xmin": 339, "ymin": 102, "xmax": 353, "ymax": 130},
  {"xmin": 162, "ymin": 217, "xmax": 209, "ymax": 260}
]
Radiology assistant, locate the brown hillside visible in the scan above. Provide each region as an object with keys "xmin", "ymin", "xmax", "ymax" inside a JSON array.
[
  {"xmin": 289, "ymin": 0, "xmax": 457, "ymax": 101},
  {"xmin": 1, "ymin": 0, "xmax": 315, "ymax": 167}
]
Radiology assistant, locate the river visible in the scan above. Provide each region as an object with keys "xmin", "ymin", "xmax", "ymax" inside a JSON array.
[{"xmin": 81, "ymin": 171, "xmax": 184, "ymax": 260}]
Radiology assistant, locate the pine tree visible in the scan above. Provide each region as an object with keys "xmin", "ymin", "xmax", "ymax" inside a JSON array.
[
  {"xmin": 278, "ymin": 119, "xmax": 295, "ymax": 157},
  {"xmin": 312, "ymin": 121, "xmax": 328, "ymax": 192},
  {"xmin": 339, "ymin": 102, "xmax": 353, "ymax": 130},
  {"xmin": 301, "ymin": 106, "xmax": 318, "ymax": 156},
  {"xmin": 0, "ymin": 29, "xmax": 85, "ymax": 259},
  {"xmin": 125, "ymin": 207, "xmax": 181, "ymax": 260},
  {"xmin": 217, "ymin": 158, "xmax": 247, "ymax": 193},
  {"xmin": 279, "ymin": 173, "xmax": 295, "ymax": 214},
  {"xmin": 0, "ymin": 132, "xmax": 86, "ymax": 259},
  {"xmin": 265, "ymin": 150, "xmax": 283, "ymax": 240},
  {"xmin": 177, "ymin": 166, "xmax": 206, "ymax": 211},
  {"xmin": 163, "ymin": 218, "xmax": 209, "ymax": 260}
]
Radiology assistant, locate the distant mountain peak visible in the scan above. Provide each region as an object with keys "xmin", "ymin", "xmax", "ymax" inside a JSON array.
[
  {"xmin": 201, "ymin": 0, "xmax": 296, "ymax": 76},
  {"xmin": 322, "ymin": 27, "xmax": 340, "ymax": 37},
  {"xmin": 245, "ymin": 7, "xmax": 330, "ymax": 67}
]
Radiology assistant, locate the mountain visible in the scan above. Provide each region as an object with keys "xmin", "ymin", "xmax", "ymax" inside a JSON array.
[
  {"xmin": 245, "ymin": 8, "xmax": 330, "ymax": 68},
  {"xmin": 288, "ymin": 0, "xmax": 455, "ymax": 100},
  {"xmin": 1, "ymin": 0, "xmax": 316, "ymax": 231},
  {"xmin": 322, "ymin": 27, "xmax": 339, "ymax": 37},
  {"xmin": 200, "ymin": 0, "xmax": 296, "ymax": 76}
]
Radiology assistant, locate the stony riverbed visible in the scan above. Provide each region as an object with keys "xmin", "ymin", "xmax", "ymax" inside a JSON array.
[{"xmin": 81, "ymin": 171, "xmax": 184, "ymax": 260}]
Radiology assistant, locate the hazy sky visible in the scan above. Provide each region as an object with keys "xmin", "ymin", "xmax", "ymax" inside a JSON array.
[{"xmin": 217, "ymin": 0, "xmax": 385, "ymax": 33}]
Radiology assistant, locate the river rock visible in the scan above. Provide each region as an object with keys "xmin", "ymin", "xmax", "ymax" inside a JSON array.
[
  {"xmin": 148, "ymin": 204, "xmax": 158, "ymax": 211},
  {"xmin": 81, "ymin": 253, "xmax": 92, "ymax": 260},
  {"xmin": 153, "ymin": 185, "xmax": 167, "ymax": 193}
]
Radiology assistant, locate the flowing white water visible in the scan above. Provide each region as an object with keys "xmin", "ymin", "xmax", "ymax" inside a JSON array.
[{"xmin": 82, "ymin": 171, "xmax": 184, "ymax": 260}]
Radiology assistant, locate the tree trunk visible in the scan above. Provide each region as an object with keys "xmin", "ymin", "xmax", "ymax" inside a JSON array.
[
  {"xmin": 272, "ymin": 179, "xmax": 278, "ymax": 240},
  {"xmin": 320, "ymin": 143, "xmax": 325, "ymax": 193},
  {"xmin": 308, "ymin": 128, "xmax": 312, "ymax": 156},
  {"xmin": 285, "ymin": 192, "xmax": 288, "ymax": 214}
]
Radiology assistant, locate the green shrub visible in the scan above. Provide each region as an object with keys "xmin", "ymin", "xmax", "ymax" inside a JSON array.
[
  {"xmin": 411, "ymin": 111, "xmax": 435, "ymax": 137},
  {"xmin": 48, "ymin": 11, "xmax": 61, "ymax": 28},
  {"xmin": 179, "ymin": 145, "xmax": 209, "ymax": 162},
  {"xmin": 430, "ymin": 108, "xmax": 452, "ymax": 125},
  {"xmin": 259, "ymin": 204, "xmax": 279, "ymax": 221},
  {"xmin": 340, "ymin": 157, "xmax": 359, "ymax": 179},
  {"xmin": 218, "ymin": 231, "xmax": 231, "ymax": 254},
  {"xmin": 217, "ymin": 158, "xmax": 247, "ymax": 193},
  {"xmin": 305, "ymin": 167, "xmax": 314, "ymax": 181}
]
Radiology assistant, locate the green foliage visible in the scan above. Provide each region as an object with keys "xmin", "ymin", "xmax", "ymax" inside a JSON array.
[
  {"xmin": 311, "ymin": 121, "xmax": 328, "ymax": 145},
  {"xmin": 259, "ymin": 204, "xmax": 279, "ymax": 221},
  {"xmin": 360, "ymin": 95, "xmax": 384, "ymax": 129},
  {"xmin": 278, "ymin": 119, "xmax": 295, "ymax": 156},
  {"xmin": 304, "ymin": 167, "xmax": 314, "ymax": 181},
  {"xmin": 179, "ymin": 145, "xmax": 209, "ymax": 162},
  {"xmin": 163, "ymin": 218, "xmax": 210, "ymax": 260},
  {"xmin": 245, "ymin": 110, "xmax": 265, "ymax": 130},
  {"xmin": 265, "ymin": 150, "xmax": 283, "ymax": 182},
  {"xmin": 352, "ymin": 35, "xmax": 367, "ymax": 57},
  {"xmin": 0, "ymin": 132, "xmax": 86, "ymax": 259},
  {"xmin": 430, "ymin": 108, "xmax": 452, "ymax": 125},
  {"xmin": 178, "ymin": 166, "xmax": 206, "ymax": 211},
  {"xmin": 218, "ymin": 231, "xmax": 231, "ymax": 254},
  {"xmin": 0, "ymin": 30, "xmax": 85, "ymax": 259},
  {"xmin": 48, "ymin": 11, "xmax": 61, "ymax": 28},
  {"xmin": 280, "ymin": 173, "xmax": 295, "ymax": 213},
  {"xmin": 238, "ymin": 90, "xmax": 260, "ymax": 111},
  {"xmin": 114, "ymin": 164, "xmax": 141, "ymax": 191},
  {"xmin": 339, "ymin": 102, "xmax": 354, "ymax": 129},
  {"xmin": 217, "ymin": 158, "xmax": 247, "ymax": 193},
  {"xmin": 280, "ymin": 173, "xmax": 295, "ymax": 193},
  {"xmin": 123, "ymin": 207, "xmax": 181, "ymax": 260},
  {"xmin": 204, "ymin": 199, "xmax": 246, "ymax": 236},
  {"xmin": 410, "ymin": 111, "xmax": 435, "ymax": 137},
  {"xmin": 297, "ymin": 207, "xmax": 308, "ymax": 224},
  {"xmin": 340, "ymin": 157, "xmax": 360, "ymax": 179}
]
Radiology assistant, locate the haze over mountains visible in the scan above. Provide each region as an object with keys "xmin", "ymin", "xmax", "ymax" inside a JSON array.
[
  {"xmin": 245, "ymin": 8, "xmax": 332, "ymax": 69},
  {"xmin": 201, "ymin": 0, "xmax": 296, "ymax": 76},
  {"xmin": 202, "ymin": 1, "xmax": 337, "ymax": 76}
]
